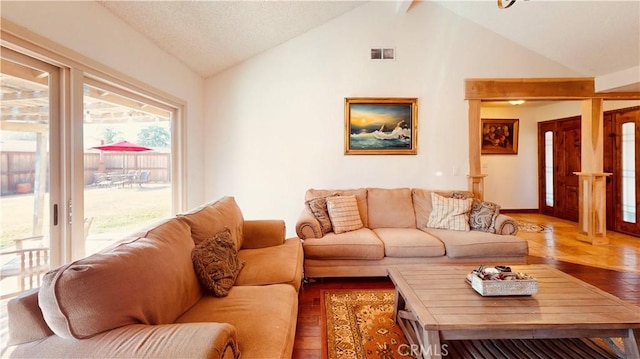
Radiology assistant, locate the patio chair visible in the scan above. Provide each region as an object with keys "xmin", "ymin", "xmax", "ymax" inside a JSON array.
[
  {"xmin": 135, "ymin": 170, "xmax": 151, "ymax": 187},
  {"xmin": 124, "ymin": 170, "xmax": 139, "ymax": 188},
  {"xmin": 84, "ymin": 217, "xmax": 94, "ymax": 240},
  {"xmin": 93, "ymin": 172, "xmax": 112, "ymax": 188}
]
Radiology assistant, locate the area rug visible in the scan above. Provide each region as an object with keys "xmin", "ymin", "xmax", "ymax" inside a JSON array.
[
  {"xmin": 517, "ymin": 220, "xmax": 553, "ymax": 233},
  {"xmin": 322, "ymin": 289, "xmax": 622, "ymax": 359}
]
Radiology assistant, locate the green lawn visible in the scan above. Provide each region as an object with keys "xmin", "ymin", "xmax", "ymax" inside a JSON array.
[{"xmin": 0, "ymin": 184, "xmax": 171, "ymax": 249}]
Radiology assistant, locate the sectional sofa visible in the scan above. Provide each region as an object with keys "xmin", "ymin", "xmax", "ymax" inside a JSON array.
[
  {"xmin": 4, "ymin": 196, "xmax": 303, "ymax": 359},
  {"xmin": 296, "ymin": 188, "xmax": 528, "ymax": 279}
]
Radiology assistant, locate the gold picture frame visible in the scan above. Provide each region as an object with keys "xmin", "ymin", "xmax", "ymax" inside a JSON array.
[
  {"xmin": 344, "ymin": 97, "xmax": 418, "ymax": 155},
  {"xmin": 481, "ymin": 118, "xmax": 519, "ymax": 155}
]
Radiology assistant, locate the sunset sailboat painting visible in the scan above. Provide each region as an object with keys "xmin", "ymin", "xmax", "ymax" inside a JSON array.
[{"xmin": 344, "ymin": 98, "xmax": 417, "ymax": 155}]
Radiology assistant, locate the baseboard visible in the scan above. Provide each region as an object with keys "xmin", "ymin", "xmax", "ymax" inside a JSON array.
[{"xmin": 501, "ymin": 208, "xmax": 539, "ymax": 214}]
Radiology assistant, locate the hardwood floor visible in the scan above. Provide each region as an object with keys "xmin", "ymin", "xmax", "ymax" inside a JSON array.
[
  {"xmin": 508, "ymin": 213, "xmax": 640, "ymax": 274},
  {"xmin": 292, "ymin": 214, "xmax": 640, "ymax": 359}
]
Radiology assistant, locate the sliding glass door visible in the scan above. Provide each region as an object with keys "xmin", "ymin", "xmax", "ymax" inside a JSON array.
[{"xmin": 0, "ymin": 47, "xmax": 61, "ymax": 298}]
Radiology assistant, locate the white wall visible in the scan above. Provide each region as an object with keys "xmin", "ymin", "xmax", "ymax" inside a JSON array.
[
  {"xmin": 1, "ymin": 1, "xmax": 205, "ymax": 209},
  {"xmin": 204, "ymin": 1, "xmax": 581, "ymax": 236},
  {"xmin": 480, "ymin": 105, "xmax": 540, "ymax": 210}
]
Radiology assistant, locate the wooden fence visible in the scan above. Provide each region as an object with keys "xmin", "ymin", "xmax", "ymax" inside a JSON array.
[{"xmin": 0, "ymin": 151, "xmax": 171, "ymax": 196}]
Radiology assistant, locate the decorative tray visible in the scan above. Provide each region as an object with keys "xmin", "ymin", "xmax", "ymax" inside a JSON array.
[{"xmin": 466, "ymin": 265, "xmax": 537, "ymax": 296}]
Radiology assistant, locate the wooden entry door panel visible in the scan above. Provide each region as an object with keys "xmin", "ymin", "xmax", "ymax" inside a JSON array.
[
  {"xmin": 556, "ymin": 117, "xmax": 581, "ymax": 222},
  {"xmin": 605, "ymin": 107, "xmax": 640, "ymax": 237},
  {"xmin": 537, "ymin": 117, "xmax": 581, "ymax": 222}
]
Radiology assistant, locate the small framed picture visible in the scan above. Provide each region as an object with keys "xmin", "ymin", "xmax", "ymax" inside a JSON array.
[{"xmin": 481, "ymin": 118, "xmax": 519, "ymax": 155}]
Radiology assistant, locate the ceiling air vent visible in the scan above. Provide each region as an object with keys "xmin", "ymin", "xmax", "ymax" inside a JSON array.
[{"xmin": 371, "ymin": 48, "xmax": 395, "ymax": 60}]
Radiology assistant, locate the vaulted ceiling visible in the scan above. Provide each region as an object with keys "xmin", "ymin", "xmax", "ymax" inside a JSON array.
[
  {"xmin": 2, "ymin": 0, "xmax": 639, "ymax": 129},
  {"xmin": 97, "ymin": 0, "xmax": 640, "ymax": 93}
]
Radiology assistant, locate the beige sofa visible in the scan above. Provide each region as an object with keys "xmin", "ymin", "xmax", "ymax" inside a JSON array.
[
  {"xmin": 296, "ymin": 188, "xmax": 528, "ymax": 279},
  {"xmin": 4, "ymin": 196, "xmax": 303, "ymax": 359}
]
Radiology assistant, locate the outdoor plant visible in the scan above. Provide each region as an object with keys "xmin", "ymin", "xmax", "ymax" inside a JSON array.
[{"xmin": 17, "ymin": 173, "xmax": 32, "ymax": 184}]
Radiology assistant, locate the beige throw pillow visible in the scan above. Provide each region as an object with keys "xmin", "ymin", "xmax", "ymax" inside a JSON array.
[
  {"xmin": 326, "ymin": 195, "xmax": 364, "ymax": 234},
  {"xmin": 427, "ymin": 193, "xmax": 473, "ymax": 231},
  {"xmin": 192, "ymin": 227, "xmax": 245, "ymax": 297}
]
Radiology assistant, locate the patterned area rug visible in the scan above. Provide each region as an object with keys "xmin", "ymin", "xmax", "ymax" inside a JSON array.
[
  {"xmin": 517, "ymin": 220, "xmax": 553, "ymax": 233},
  {"xmin": 322, "ymin": 289, "xmax": 622, "ymax": 359}
]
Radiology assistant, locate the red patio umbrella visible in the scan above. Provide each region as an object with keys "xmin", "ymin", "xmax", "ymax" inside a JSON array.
[
  {"xmin": 91, "ymin": 140, "xmax": 152, "ymax": 174},
  {"xmin": 91, "ymin": 140, "xmax": 152, "ymax": 152}
]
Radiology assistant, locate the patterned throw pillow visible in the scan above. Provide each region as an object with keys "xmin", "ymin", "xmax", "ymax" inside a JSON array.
[
  {"xmin": 451, "ymin": 191, "xmax": 472, "ymax": 200},
  {"xmin": 326, "ymin": 195, "xmax": 364, "ymax": 234},
  {"xmin": 427, "ymin": 193, "xmax": 473, "ymax": 231},
  {"xmin": 469, "ymin": 199, "xmax": 501, "ymax": 233},
  {"xmin": 306, "ymin": 197, "xmax": 333, "ymax": 235},
  {"xmin": 192, "ymin": 227, "xmax": 245, "ymax": 297}
]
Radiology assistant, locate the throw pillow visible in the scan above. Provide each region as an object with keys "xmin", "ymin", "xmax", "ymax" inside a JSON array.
[
  {"xmin": 427, "ymin": 193, "xmax": 473, "ymax": 231},
  {"xmin": 326, "ymin": 195, "xmax": 364, "ymax": 234},
  {"xmin": 306, "ymin": 197, "xmax": 333, "ymax": 235},
  {"xmin": 469, "ymin": 199, "xmax": 501, "ymax": 233},
  {"xmin": 451, "ymin": 191, "xmax": 472, "ymax": 200},
  {"xmin": 192, "ymin": 227, "xmax": 245, "ymax": 297}
]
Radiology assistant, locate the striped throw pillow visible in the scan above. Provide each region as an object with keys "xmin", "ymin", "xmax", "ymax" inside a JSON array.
[
  {"xmin": 427, "ymin": 192, "xmax": 473, "ymax": 231},
  {"xmin": 326, "ymin": 195, "xmax": 364, "ymax": 234}
]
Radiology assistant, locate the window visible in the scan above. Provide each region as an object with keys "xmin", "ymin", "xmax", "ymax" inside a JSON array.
[
  {"xmin": 82, "ymin": 80, "xmax": 174, "ymax": 255},
  {"xmin": 621, "ymin": 122, "xmax": 636, "ymax": 222},
  {"xmin": 544, "ymin": 131, "xmax": 554, "ymax": 207}
]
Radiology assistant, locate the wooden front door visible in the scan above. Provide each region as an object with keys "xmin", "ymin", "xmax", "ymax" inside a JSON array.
[
  {"xmin": 537, "ymin": 116, "xmax": 581, "ymax": 221},
  {"xmin": 605, "ymin": 107, "xmax": 640, "ymax": 237}
]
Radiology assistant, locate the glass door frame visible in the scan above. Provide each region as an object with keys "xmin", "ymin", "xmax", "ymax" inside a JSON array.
[{"xmin": 1, "ymin": 46, "xmax": 64, "ymax": 267}]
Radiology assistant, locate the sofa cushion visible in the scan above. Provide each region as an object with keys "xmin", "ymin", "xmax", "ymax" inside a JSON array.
[
  {"xmin": 412, "ymin": 188, "xmax": 434, "ymax": 228},
  {"xmin": 302, "ymin": 228, "xmax": 384, "ymax": 260},
  {"xmin": 427, "ymin": 193, "xmax": 473, "ymax": 231},
  {"xmin": 424, "ymin": 228, "xmax": 528, "ymax": 259},
  {"xmin": 38, "ymin": 219, "xmax": 201, "ymax": 339},
  {"xmin": 367, "ymin": 188, "xmax": 416, "ymax": 229},
  {"xmin": 326, "ymin": 195, "xmax": 364, "ymax": 234},
  {"xmin": 306, "ymin": 188, "xmax": 369, "ymax": 227},
  {"xmin": 178, "ymin": 196, "xmax": 245, "ymax": 250},
  {"xmin": 306, "ymin": 197, "xmax": 333, "ymax": 235},
  {"xmin": 373, "ymin": 228, "xmax": 445, "ymax": 257},
  {"xmin": 469, "ymin": 199, "xmax": 500, "ymax": 233},
  {"xmin": 236, "ymin": 238, "xmax": 304, "ymax": 291},
  {"xmin": 176, "ymin": 284, "xmax": 298, "ymax": 359},
  {"xmin": 192, "ymin": 227, "xmax": 245, "ymax": 297}
]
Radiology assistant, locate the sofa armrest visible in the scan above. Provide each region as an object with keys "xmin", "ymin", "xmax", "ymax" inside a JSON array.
[
  {"xmin": 4, "ymin": 322, "xmax": 239, "ymax": 359},
  {"xmin": 295, "ymin": 207, "xmax": 322, "ymax": 240},
  {"xmin": 7, "ymin": 288, "xmax": 53, "ymax": 346},
  {"xmin": 242, "ymin": 220, "xmax": 285, "ymax": 249},
  {"xmin": 495, "ymin": 214, "xmax": 519, "ymax": 235}
]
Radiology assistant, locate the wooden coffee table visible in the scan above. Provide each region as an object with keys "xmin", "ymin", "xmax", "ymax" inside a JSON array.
[{"xmin": 388, "ymin": 264, "xmax": 640, "ymax": 359}]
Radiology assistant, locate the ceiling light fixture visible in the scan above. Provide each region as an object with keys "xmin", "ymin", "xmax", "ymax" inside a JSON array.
[
  {"xmin": 509, "ymin": 100, "xmax": 526, "ymax": 105},
  {"xmin": 497, "ymin": 0, "xmax": 516, "ymax": 9}
]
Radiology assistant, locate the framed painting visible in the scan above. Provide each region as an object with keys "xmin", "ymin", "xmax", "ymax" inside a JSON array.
[
  {"xmin": 481, "ymin": 118, "xmax": 519, "ymax": 155},
  {"xmin": 344, "ymin": 97, "xmax": 418, "ymax": 155}
]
